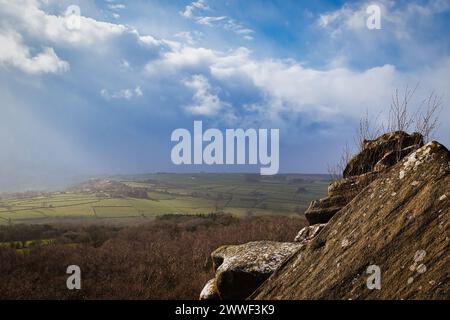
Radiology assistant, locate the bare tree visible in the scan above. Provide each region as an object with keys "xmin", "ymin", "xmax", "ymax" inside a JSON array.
[
  {"xmin": 387, "ymin": 84, "xmax": 418, "ymax": 133},
  {"xmin": 327, "ymin": 163, "xmax": 340, "ymax": 182},
  {"xmin": 328, "ymin": 142, "xmax": 353, "ymax": 181},
  {"xmin": 333, "ymin": 85, "xmax": 443, "ymax": 182},
  {"xmin": 371, "ymin": 84, "xmax": 442, "ymax": 143},
  {"xmin": 355, "ymin": 109, "xmax": 382, "ymax": 150},
  {"xmin": 415, "ymin": 91, "xmax": 442, "ymax": 142}
]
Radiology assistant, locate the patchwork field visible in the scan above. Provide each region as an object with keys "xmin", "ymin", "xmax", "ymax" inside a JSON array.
[{"xmin": 0, "ymin": 173, "xmax": 330, "ymax": 225}]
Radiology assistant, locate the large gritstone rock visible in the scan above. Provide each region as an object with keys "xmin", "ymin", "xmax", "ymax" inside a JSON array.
[
  {"xmin": 305, "ymin": 172, "xmax": 379, "ymax": 224},
  {"xmin": 253, "ymin": 141, "xmax": 450, "ymax": 299},
  {"xmin": 327, "ymin": 171, "xmax": 380, "ymax": 198},
  {"xmin": 294, "ymin": 224, "xmax": 327, "ymax": 243},
  {"xmin": 304, "ymin": 195, "xmax": 347, "ymax": 225},
  {"xmin": 199, "ymin": 279, "xmax": 220, "ymax": 300},
  {"xmin": 206, "ymin": 241, "xmax": 302, "ymax": 300},
  {"xmin": 305, "ymin": 132, "xmax": 423, "ymax": 225},
  {"xmin": 343, "ymin": 131, "xmax": 423, "ymax": 178}
]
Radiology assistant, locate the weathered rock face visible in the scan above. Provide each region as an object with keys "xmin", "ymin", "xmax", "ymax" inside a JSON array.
[
  {"xmin": 199, "ymin": 132, "xmax": 447, "ymax": 300},
  {"xmin": 305, "ymin": 172, "xmax": 380, "ymax": 225},
  {"xmin": 343, "ymin": 131, "xmax": 423, "ymax": 178},
  {"xmin": 199, "ymin": 279, "xmax": 220, "ymax": 300},
  {"xmin": 305, "ymin": 195, "xmax": 347, "ymax": 225},
  {"xmin": 294, "ymin": 224, "xmax": 327, "ymax": 243},
  {"xmin": 327, "ymin": 171, "xmax": 379, "ymax": 198},
  {"xmin": 305, "ymin": 131, "xmax": 423, "ymax": 225},
  {"xmin": 201, "ymin": 241, "xmax": 302, "ymax": 300},
  {"xmin": 252, "ymin": 141, "xmax": 449, "ymax": 299}
]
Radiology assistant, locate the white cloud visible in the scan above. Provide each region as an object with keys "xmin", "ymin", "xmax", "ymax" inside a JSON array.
[
  {"xmin": 0, "ymin": 0, "xmax": 166, "ymax": 74},
  {"xmin": 183, "ymin": 74, "xmax": 230, "ymax": 116},
  {"xmin": 107, "ymin": 3, "xmax": 126, "ymax": 19},
  {"xmin": 0, "ymin": 0, "xmax": 169, "ymax": 53},
  {"xmin": 174, "ymin": 31, "xmax": 203, "ymax": 46},
  {"xmin": 318, "ymin": 0, "xmax": 450, "ymax": 39},
  {"xmin": 223, "ymin": 19, "xmax": 254, "ymax": 40},
  {"xmin": 146, "ymin": 46, "xmax": 217, "ymax": 74},
  {"xmin": 195, "ymin": 16, "xmax": 227, "ymax": 26},
  {"xmin": 180, "ymin": 0, "xmax": 254, "ymax": 40},
  {"xmin": 134, "ymin": 86, "xmax": 143, "ymax": 97},
  {"xmin": 205, "ymin": 50, "xmax": 401, "ymax": 122},
  {"xmin": 0, "ymin": 30, "xmax": 69, "ymax": 74},
  {"xmin": 145, "ymin": 40, "xmax": 450, "ymax": 136},
  {"xmin": 1, "ymin": 0, "xmax": 447, "ymax": 138},
  {"xmin": 101, "ymin": 86, "xmax": 143, "ymax": 100},
  {"xmin": 313, "ymin": 0, "xmax": 450, "ymax": 76},
  {"xmin": 0, "ymin": 0, "xmax": 127, "ymax": 47},
  {"xmin": 135, "ymin": 32, "xmax": 163, "ymax": 47},
  {"xmin": 108, "ymin": 4, "xmax": 126, "ymax": 11},
  {"xmin": 181, "ymin": 0, "xmax": 209, "ymax": 18},
  {"xmin": 318, "ymin": 5, "xmax": 365, "ymax": 40}
]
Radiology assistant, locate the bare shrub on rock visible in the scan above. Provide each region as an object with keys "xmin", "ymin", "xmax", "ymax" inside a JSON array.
[{"xmin": 329, "ymin": 85, "xmax": 443, "ymax": 179}]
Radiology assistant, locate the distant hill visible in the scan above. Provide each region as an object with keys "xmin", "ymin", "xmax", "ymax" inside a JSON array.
[{"xmin": 0, "ymin": 173, "xmax": 330, "ymax": 225}]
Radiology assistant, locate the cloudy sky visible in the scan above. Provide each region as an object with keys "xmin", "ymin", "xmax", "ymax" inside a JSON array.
[{"xmin": 0, "ymin": 0, "xmax": 449, "ymax": 191}]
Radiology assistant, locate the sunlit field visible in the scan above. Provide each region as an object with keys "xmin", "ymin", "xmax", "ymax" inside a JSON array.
[{"xmin": 0, "ymin": 173, "xmax": 330, "ymax": 225}]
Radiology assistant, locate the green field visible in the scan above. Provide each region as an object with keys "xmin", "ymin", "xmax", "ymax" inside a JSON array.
[{"xmin": 0, "ymin": 173, "xmax": 330, "ymax": 224}]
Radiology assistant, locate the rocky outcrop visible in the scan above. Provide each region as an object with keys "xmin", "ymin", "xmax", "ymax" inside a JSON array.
[
  {"xmin": 199, "ymin": 279, "xmax": 220, "ymax": 300},
  {"xmin": 199, "ymin": 131, "xmax": 448, "ymax": 300},
  {"xmin": 344, "ymin": 131, "xmax": 423, "ymax": 177},
  {"xmin": 305, "ymin": 195, "xmax": 348, "ymax": 225},
  {"xmin": 252, "ymin": 141, "xmax": 449, "ymax": 299},
  {"xmin": 305, "ymin": 132, "xmax": 423, "ymax": 225},
  {"xmin": 294, "ymin": 224, "xmax": 327, "ymax": 243},
  {"xmin": 199, "ymin": 241, "xmax": 302, "ymax": 300}
]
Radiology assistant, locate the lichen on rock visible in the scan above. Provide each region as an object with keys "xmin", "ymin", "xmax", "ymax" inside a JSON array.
[
  {"xmin": 294, "ymin": 224, "xmax": 327, "ymax": 243},
  {"xmin": 199, "ymin": 132, "xmax": 449, "ymax": 301},
  {"xmin": 252, "ymin": 141, "xmax": 449, "ymax": 300},
  {"xmin": 306, "ymin": 132, "xmax": 424, "ymax": 225},
  {"xmin": 201, "ymin": 241, "xmax": 302, "ymax": 300}
]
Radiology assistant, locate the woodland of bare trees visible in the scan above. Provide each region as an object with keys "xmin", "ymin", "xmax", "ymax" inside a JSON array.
[{"xmin": 0, "ymin": 214, "xmax": 306, "ymax": 299}]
